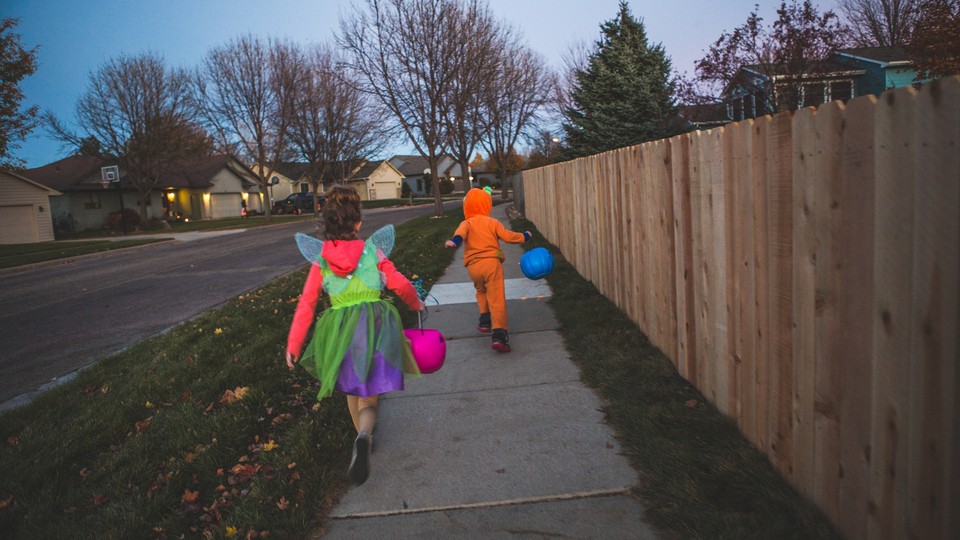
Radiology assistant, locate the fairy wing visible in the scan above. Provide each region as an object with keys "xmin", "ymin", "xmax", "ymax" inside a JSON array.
[
  {"xmin": 294, "ymin": 233, "xmax": 324, "ymax": 265},
  {"xmin": 368, "ymin": 224, "xmax": 395, "ymax": 258}
]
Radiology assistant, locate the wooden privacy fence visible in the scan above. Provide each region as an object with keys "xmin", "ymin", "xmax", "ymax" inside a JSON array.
[{"xmin": 522, "ymin": 76, "xmax": 958, "ymax": 540}]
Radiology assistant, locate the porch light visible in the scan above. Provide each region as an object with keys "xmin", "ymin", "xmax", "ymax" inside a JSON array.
[
  {"xmin": 166, "ymin": 192, "xmax": 175, "ymax": 201},
  {"xmin": 203, "ymin": 193, "xmax": 211, "ymax": 203},
  {"xmin": 242, "ymin": 192, "xmax": 249, "ymax": 202}
]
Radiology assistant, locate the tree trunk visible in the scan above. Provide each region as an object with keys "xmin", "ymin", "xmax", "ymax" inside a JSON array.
[{"xmin": 429, "ymin": 155, "xmax": 444, "ymax": 217}]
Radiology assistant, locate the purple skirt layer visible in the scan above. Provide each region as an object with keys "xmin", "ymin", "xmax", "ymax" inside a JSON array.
[{"xmin": 335, "ymin": 350, "xmax": 404, "ymax": 397}]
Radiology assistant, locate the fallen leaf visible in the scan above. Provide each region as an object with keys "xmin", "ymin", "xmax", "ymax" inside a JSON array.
[
  {"xmin": 135, "ymin": 417, "xmax": 153, "ymax": 432},
  {"xmin": 79, "ymin": 467, "xmax": 90, "ymax": 479},
  {"xmin": 214, "ymin": 328, "xmax": 223, "ymax": 335},
  {"xmin": 262, "ymin": 440, "xmax": 278, "ymax": 452},
  {"xmin": 685, "ymin": 399, "xmax": 698, "ymax": 409},
  {"xmin": 271, "ymin": 413, "xmax": 293, "ymax": 425},
  {"xmin": 145, "ymin": 401, "xmax": 155, "ymax": 409},
  {"xmin": 225, "ymin": 526, "xmax": 238, "ymax": 538},
  {"xmin": 183, "ymin": 452, "xmax": 195, "ymax": 463},
  {"xmin": 100, "ymin": 385, "xmax": 110, "ymax": 394},
  {"xmin": 217, "ymin": 468, "xmax": 225, "ymax": 477},
  {"xmin": 182, "ymin": 489, "xmax": 200, "ymax": 503},
  {"xmin": 93, "ymin": 494, "xmax": 110, "ymax": 507},
  {"xmin": 6, "ymin": 436, "xmax": 17, "ymax": 447},
  {"xmin": 276, "ymin": 496, "xmax": 290, "ymax": 510},
  {"xmin": 286, "ymin": 462, "xmax": 297, "ymax": 469},
  {"xmin": 0, "ymin": 495, "xmax": 14, "ymax": 509}
]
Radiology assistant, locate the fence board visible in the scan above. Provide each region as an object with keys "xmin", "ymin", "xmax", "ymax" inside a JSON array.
[
  {"xmin": 672, "ymin": 135, "xmax": 697, "ymax": 381},
  {"xmin": 836, "ymin": 94, "xmax": 878, "ymax": 540},
  {"xmin": 793, "ymin": 106, "xmax": 819, "ymax": 494},
  {"xmin": 869, "ymin": 85, "xmax": 917, "ymax": 540},
  {"xmin": 813, "ymin": 100, "xmax": 846, "ymax": 522},
  {"xmin": 906, "ymin": 77, "xmax": 959, "ymax": 540},
  {"xmin": 752, "ymin": 117, "xmax": 771, "ymax": 451},
  {"xmin": 766, "ymin": 111, "xmax": 795, "ymax": 475}
]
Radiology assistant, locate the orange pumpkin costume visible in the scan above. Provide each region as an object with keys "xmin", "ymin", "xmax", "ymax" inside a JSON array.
[{"xmin": 449, "ymin": 188, "xmax": 530, "ymax": 350}]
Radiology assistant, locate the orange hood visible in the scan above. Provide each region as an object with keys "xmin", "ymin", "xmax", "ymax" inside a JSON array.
[{"xmin": 463, "ymin": 188, "xmax": 492, "ymax": 219}]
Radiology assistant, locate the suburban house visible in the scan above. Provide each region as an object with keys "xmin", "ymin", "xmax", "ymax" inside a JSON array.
[
  {"xmin": 23, "ymin": 154, "xmax": 261, "ymax": 232},
  {"xmin": 683, "ymin": 46, "xmax": 921, "ymax": 129},
  {"xmin": 251, "ymin": 164, "xmax": 302, "ymax": 205},
  {"xmin": 388, "ymin": 154, "xmax": 470, "ymax": 195},
  {"xmin": 0, "ymin": 169, "xmax": 61, "ymax": 244},
  {"xmin": 343, "ymin": 160, "xmax": 404, "ymax": 200}
]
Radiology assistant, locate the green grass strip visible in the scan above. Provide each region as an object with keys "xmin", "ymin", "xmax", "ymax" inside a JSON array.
[{"xmin": 0, "ymin": 239, "xmax": 169, "ymax": 269}]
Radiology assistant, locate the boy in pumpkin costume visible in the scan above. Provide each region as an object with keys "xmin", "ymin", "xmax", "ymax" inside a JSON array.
[{"xmin": 445, "ymin": 188, "xmax": 530, "ymax": 352}]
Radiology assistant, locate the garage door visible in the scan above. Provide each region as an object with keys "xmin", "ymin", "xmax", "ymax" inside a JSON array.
[
  {"xmin": 209, "ymin": 193, "xmax": 242, "ymax": 219},
  {"xmin": 0, "ymin": 205, "xmax": 39, "ymax": 244}
]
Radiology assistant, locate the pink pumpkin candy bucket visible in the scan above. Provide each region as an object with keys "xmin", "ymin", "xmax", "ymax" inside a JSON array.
[{"xmin": 404, "ymin": 311, "xmax": 446, "ymax": 374}]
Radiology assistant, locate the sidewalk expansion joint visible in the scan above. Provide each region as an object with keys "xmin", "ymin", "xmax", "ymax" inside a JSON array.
[
  {"xmin": 331, "ymin": 487, "xmax": 634, "ymax": 520},
  {"xmin": 385, "ymin": 379, "xmax": 584, "ymax": 401}
]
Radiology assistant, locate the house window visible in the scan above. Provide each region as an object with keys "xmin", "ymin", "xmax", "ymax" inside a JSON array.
[
  {"xmin": 829, "ymin": 80, "xmax": 853, "ymax": 102},
  {"xmin": 300, "ymin": 184, "xmax": 309, "ymax": 193},
  {"xmin": 417, "ymin": 178, "xmax": 423, "ymax": 192},
  {"xmin": 369, "ymin": 188, "xmax": 377, "ymax": 200},
  {"xmin": 84, "ymin": 193, "xmax": 101, "ymax": 209},
  {"xmin": 732, "ymin": 98, "xmax": 743, "ymax": 121},
  {"xmin": 803, "ymin": 83, "xmax": 826, "ymax": 107}
]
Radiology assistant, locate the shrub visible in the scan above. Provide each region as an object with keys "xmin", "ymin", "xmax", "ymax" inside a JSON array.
[
  {"xmin": 401, "ymin": 182, "xmax": 411, "ymax": 198},
  {"xmin": 439, "ymin": 178, "xmax": 454, "ymax": 194},
  {"xmin": 105, "ymin": 208, "xmax": 141, "ymax": 232}
]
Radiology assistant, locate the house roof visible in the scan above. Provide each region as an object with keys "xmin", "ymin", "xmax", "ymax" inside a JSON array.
[
  {"xmin": 1, "ymin": 169, "xmax": 62, "ymax": 195},
  {"xmin": 741, "ymin": 59, "xmax": 865, "ymax": 78},
  {"xmin": 836, "ymin": 46, "xmax": 912, "ymax": 66},
  {"xmin": 389, "ymin": 155, "xmax": 431, "ymax": 176},
  {"xmin": 22, "ymin": 156, "xmax": 110, "ymax": 191},
  {"xmin": 275, "ymin": 160, "xmax": 367, "ymax": 184},
  {"xmin": 24, "ymin": 154, "xmax": 257, "ymax": 192},
  {"xmin": 164, "ymin": 155, "xmax": 258, "ymax": 188}
]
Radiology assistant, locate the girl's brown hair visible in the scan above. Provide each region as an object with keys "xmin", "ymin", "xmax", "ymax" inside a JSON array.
[{"xmin": 322, "ymin": 185, "xmax": 362, "ymax": 240}]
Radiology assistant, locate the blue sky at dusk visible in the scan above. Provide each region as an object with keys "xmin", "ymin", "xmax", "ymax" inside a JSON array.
[{"xmin": 5, "ymin": 0, "xmax": 839, "ymax": 168}]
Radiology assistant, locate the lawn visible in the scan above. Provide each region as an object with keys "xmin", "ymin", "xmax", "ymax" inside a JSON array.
[
  {"xmin": 0, "ymin": 209, "xmax": 462, "ymax": 539},
  {"xmin": 0, "ymin": 239, "xmax": 170, "ymax": 270}
]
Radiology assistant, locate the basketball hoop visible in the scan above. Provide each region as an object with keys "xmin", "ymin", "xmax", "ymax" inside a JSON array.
[{"xmin": 100, "ymin": 165, "xmax": 119, "ymax": 189}]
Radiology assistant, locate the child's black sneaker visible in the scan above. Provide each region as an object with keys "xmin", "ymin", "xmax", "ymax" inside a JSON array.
[
  {"xmin": 477, "ymin": 313, "xmax": 492, "ymax": 333},
  {"xmin": 491, "ymin": 329, "xmax": 511, "ymax": 353},
  {"xmin": 348, "ymin": 432, "xmax": 372, "ymax": 485}
]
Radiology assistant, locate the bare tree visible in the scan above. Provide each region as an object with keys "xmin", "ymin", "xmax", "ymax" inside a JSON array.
[
  {"xmin": 44, "ymin": 52, "xmax": 209, "ymax": 221},
  {"xmin": 689, "ymin": 1, "xmax": 850, "ymax": 114},
  {"xmin": 287, "ymin": 44, "xmax": 389, "ymax": 213},
  {"xmin": 443, "ymin": 0, "xmax": 503, "ymax": 193},
  {"xmin": 838, "ymin": 0, "xmax": 920, "ymax": 46},
  {"xmin": 195, "ymin": 35, "xmax": 304, "ymax": 221},
  {"xmin": 480, "ymin": 42, "xmax": 552, "ymax": 200},
  {"xmin": 339, "ymin": 0, "xmax": 463, "ymax": 216}
]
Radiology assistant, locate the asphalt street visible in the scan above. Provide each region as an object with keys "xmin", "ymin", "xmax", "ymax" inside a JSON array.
[{"xmin": 0, "ymin": 202, "xmax": 456, "ymax": 409}]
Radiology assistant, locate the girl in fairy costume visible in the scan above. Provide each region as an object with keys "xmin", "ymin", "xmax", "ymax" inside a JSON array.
[{"xmin": 285, "ymin": 185, "xmax": 424, "ymax": 485}]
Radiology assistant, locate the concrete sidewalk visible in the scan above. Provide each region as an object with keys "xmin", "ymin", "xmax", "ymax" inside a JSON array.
[{"xmin": 321, "ymin": 205, "xmax": 659, "ymax": 539}]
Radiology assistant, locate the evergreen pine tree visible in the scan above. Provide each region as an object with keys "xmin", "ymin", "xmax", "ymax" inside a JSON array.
[{"xmin": 562, "ymin": 2, "xmax": 679, "ymax": 158}]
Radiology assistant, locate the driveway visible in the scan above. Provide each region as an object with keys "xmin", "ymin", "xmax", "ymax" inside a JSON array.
[{"xmin": 0, "ymin": 202, "xmax": 457, "ymax": 409}]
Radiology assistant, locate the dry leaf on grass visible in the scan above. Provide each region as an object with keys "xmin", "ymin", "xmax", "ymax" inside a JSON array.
[{"xmin": 181, "ymin": 489, "xmax": 199, "ymax": 503}]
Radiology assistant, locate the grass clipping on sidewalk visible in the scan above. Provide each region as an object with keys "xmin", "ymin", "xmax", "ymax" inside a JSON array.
[
  {"xmin": 0, "ymin": 209, "xmax": 461, "ymax": 539},
  {"xmin": 511, "ymin": 215, "xmax": 840, "ymax": 540}
]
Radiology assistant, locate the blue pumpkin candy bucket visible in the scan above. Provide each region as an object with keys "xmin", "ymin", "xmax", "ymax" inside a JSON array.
[{"xmin": 520, "ymin": 247, "xmax": 554, "ymax": 280}]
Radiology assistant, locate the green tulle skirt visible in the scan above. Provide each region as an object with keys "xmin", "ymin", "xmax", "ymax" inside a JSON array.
[{"xmin": 300, "ymin": 299, "xmax": 419, "ymax": 400}]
